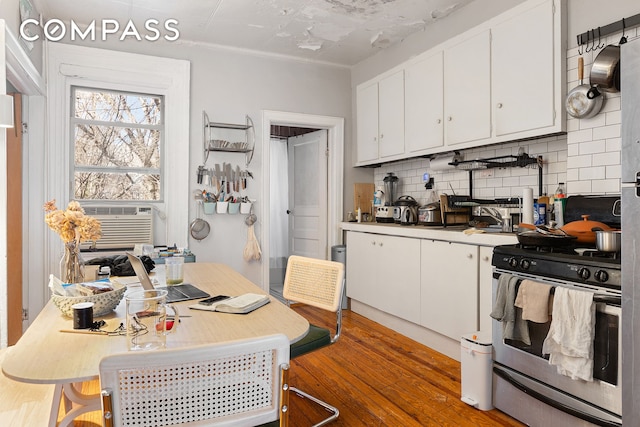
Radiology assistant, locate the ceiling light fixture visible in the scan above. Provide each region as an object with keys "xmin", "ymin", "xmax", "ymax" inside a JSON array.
[{"xmin": 0, "ymin": 94, "xmax": 15, "ymax": 128}]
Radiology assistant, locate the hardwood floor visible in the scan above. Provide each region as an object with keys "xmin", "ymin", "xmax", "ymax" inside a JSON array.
[{"xmin": 67, "ymin": 305, "xmax": 524, "ymax": 426}]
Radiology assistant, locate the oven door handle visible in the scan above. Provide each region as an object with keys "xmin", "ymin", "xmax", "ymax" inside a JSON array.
[
  {"xmin": 593, "ymin": 295, "xmax": 621, "ymax": 305},
  {"xmin": 494, "ymin": 366, "xmax": 622, "ymax": 427},
  {"xmin": 493, "ymin": 272, "xmax": 621, "ymax": 306}
]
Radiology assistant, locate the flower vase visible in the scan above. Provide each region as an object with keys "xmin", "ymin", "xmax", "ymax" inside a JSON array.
[{"xmin": 60, "ymin": 242, "xmax": 84, "ymax": 284}]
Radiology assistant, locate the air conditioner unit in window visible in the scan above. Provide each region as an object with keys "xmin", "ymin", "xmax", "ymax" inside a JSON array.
[{"xmin": 81, "ymin": 206, "xmax": 153, "ymax": 250}]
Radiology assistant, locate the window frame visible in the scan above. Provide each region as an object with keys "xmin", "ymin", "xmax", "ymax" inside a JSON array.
[
  {"xmin": 69, "ymin": 85, "xmax": 166, "ymax": 202},
  {"xmin": 46, "ymin": 43, "xmax": 190, "ymax": 274}
]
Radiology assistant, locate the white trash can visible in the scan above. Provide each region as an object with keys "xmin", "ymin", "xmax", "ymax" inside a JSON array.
[{"xmin": 460, "ymin": 331, "xmax": 493, "ymax": 411}]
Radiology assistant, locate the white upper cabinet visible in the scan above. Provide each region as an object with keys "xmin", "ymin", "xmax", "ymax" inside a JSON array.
[
  {"xmin": 354, "ymin": 0, "xmax": 564, "ymax": 166},
  {"xmin": 492, "ymin": 0, "xmax": 559, "ymax": 138},
  {"xmin": 444, "ymin": 29, "xmax": 492, "ymax": 146},
  {"xmin": 405, "ymin": 50, "xmax": 444, "ymax": 155},
  {"xmin": 355, "ymin": 70, "xmax": 405, "ymax": 165},
  {"xmin": 378, "ymin": 71, "xmax": 405, "ymax": 159},
  {"xmin": 356, "ymin": 82, "xmax": 379, "ymax": 164}
]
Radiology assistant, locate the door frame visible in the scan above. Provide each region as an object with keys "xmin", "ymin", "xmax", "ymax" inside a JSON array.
[
  {"xmin": 2, "ymin": 22, "xmax": 46, "ymax": 347},
  {"xmin": 261, "ymin": 111, "xmax": 344, "ymax": 290}
]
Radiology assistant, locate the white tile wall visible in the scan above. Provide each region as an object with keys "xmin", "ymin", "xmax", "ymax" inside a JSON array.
[
  {"xmin": 372, "ymin": 28, "xmax": 634, "ymax": 206},
  {"xmin": 374, "ymin": 135, "xmax": 567, "ymax": 206}
]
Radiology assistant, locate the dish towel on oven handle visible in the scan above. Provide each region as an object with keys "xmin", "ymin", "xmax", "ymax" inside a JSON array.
[
  {"xmin": 542, "ymin": 286, "xmax": 596, "ymax": 382},
  {"xmin": 514, "ymin": 279, "xmax": 553, "ymax": 323},
  {"xmin": 490, "ymin": 273, "xmax": 531, "ymax": 345}
]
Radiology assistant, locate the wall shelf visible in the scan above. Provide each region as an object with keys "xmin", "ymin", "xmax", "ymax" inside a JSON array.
[
  {"xmin": 449, "ymin": 153, "xmax": 542, "ymax": 170},
  {"xmin": 449, "ymin": 152, "xmax": 544, "ymax": 197},
  {"xmin": 202, "ymin": 111, "xmax": 255, "ymax": 167}
]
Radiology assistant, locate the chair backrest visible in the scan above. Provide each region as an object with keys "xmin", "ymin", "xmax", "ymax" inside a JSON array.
[
  {"xmin": 283, "ymin": 255, "xmax": 345, "ymax": 313},
  {"xmin": 99, "ymin": 334, "xmax": 290, "ymax": 427}
]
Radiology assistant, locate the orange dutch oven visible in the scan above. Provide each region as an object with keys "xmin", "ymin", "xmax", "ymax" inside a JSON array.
[{"xmin": 560, "ymin": 215, "xmax": 616, "ymax": 244}]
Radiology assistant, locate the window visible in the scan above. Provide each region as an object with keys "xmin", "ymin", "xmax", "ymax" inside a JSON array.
[
  {"xmin": 71, "ymin": 87, "xmax": 164, "ymax": 201},
  {"xmin": 48, "ymin": 43, "xmax": 190, "ymax": 253}
]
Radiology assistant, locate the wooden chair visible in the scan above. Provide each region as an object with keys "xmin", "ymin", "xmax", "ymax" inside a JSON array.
[
  {"xmin": 0, "ymin": 347, "xmax": 57, "ymax": 426},
  {"xmin": 283, "ymin": 255, "xmax": 345, "ymax": 427},
  {"xmin": 99, "ymin": 334, "xmax": 290, "ymax": 427}
]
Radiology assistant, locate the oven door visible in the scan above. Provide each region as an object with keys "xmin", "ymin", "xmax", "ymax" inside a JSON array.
[{"xmin": 492, "ymin": 270, "xmax": 622, "ymax": 423}]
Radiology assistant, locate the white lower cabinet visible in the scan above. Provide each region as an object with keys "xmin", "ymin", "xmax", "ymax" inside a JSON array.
[
  {"xmin": 420, "ymin": 239, "xmax": 478, "ymax": 340},
  {"xmin": 347, "ymin": 231, "xmax": 498, "ymax": 343},
  {"xmin": 346, "ymin": 231, "xmax": 421, "ymax": 324}
]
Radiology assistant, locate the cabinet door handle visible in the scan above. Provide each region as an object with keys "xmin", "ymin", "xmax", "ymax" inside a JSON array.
[
  {"xmin": 483, "ymin": 256, "xmax": 490, "ymax": 261},
  {"xmin": 380, "ymin": 133, "xmax": 384, "ymax": 139},
  {"xmin": 436, "ymin": 118, "xmax": 442, "ymax": 124},
  {"xmin": 467, "ymin": 253, "xmax": 473, "ymax": 259},
  {"xmin": 379, "ymin": 242, "xmax": 383, "ymax": 247},
  {"xmin": 371, "ymin": 241, "xmax": 376, "ymax": 245},
  {"xmin": 447, "ymin": 116, "xmax": 453, "ymax": 122},
  {"xmin": 497, "ymin": 103, "xmax": 503, "ymax": 109}
]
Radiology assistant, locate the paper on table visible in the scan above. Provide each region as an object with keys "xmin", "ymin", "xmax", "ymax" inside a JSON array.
[{"xmin": 190, "ymin": 293, "xmax": 270, "ymax": 314}]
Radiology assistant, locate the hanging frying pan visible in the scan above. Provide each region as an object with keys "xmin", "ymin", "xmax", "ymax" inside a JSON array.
[
  {"xmin": 190, "ymin": 201, "xmax": 211, "ymax": 241},
  {"xmin": 565, "ymin": 56, "xmax": 603, "ymax": 119}
]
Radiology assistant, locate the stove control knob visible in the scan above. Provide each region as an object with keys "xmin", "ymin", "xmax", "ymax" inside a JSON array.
[
  {"xmin": 594, "ymin": 270, "xmax": 609, "ymax": 283},
  {"xmin": 519, "ymin": 259, "xmax": 531, "ymax": 270},
  {"xmin": 508, "ymin": 257, "xmax": 519, "ymax": 268},
  {"xmin": 578, "ymin": 267, "xmax": 591, "ymax": 280}
]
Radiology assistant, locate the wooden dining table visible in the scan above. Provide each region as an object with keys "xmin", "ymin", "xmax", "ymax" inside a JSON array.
[{"xmin": 1, "ymin": 262, "xmax": 309, "ymax": 427}]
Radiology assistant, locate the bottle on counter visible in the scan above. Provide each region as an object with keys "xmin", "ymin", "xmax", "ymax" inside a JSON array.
[{"xmin": 554, "ymin": 183, "xmax": 566, "ymax": 226}]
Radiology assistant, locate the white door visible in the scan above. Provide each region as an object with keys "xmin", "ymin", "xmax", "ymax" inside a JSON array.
[{"xmin": 288, "ymin": 129, "xmax": 328, "ymax": 260}]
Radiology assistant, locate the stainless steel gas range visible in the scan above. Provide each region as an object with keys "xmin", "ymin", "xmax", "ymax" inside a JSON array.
[{"xmin": 491, "ymin": 244, "xmax": 622, "ymax": 427}]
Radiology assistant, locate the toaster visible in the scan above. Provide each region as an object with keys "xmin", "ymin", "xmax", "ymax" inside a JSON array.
[{"xmin": 375, "ymin": 206, "xmax": 395, "ymax": 223}]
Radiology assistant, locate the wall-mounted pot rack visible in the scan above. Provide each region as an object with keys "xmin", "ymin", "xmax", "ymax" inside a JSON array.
[
  {"xmin": 576, "ymin": 14, "xmax": 640, "ymax": 49},
  {"xmin": 202, "ymin": 110, "xmax": 255, "ymax": 167},
  {"xmin": 449, "ymin": 153, "xmax": 543, "ymax": 198}
]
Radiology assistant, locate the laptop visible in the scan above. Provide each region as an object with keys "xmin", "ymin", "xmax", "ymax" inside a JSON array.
[{"xmin": 126, "ymin": 253, "xmax": 210, "ymax": 303}]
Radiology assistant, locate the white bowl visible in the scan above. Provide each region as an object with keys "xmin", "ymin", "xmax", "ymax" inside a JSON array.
[{"xmin": 52, "ymin": 282, "xmax": 126, "ymax": 317}]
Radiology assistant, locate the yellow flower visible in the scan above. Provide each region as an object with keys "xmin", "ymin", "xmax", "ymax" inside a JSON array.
[{"xmin": 43, "ymin": 199, "xmax": 102, "ymax": 244}]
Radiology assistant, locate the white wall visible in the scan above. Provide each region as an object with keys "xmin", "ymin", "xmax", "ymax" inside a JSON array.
[{"xmin": 53, "ymin": 38, "xmax": 352, "ymax": 286}]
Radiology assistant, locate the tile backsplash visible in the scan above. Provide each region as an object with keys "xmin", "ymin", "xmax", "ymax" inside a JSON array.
[{"xmin": 373, "ymin": 134, "xmax": 568, "ymax": 207}]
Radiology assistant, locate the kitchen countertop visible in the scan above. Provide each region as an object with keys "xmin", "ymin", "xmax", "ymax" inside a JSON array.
[{"xmin": 340, "ymin": 221, "xmax": 518, "ymax": 246}]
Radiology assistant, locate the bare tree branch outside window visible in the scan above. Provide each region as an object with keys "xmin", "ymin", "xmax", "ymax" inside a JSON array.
[{"xmin": 71, "ymin": 87, "xmax": 163, "ymax": 201}]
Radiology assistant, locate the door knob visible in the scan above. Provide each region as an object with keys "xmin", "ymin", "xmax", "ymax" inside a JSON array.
[{"xmin": 286, "ymin": 210, "xmax": 292, "ymax": 214}]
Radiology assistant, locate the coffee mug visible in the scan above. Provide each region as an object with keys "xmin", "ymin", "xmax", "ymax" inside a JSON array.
[{"xmin": 125, "ymin": 289, "xmax": 178, "ymax": 351}]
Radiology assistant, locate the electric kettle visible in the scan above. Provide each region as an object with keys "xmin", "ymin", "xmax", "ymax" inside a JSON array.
[
  {"xmin": 394, "ymin": 195, "xmax": 419, "ymax": 224},
  {"xmin": 401, "ymin": 204, "xmax": 418, "ymax": 225}
]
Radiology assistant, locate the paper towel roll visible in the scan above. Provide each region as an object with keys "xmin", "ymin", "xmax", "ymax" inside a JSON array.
[
  {"xmin": 430, "ymin": 156, "xmax": 456, "ymax": 171},
  {"xmin": 522, "ymin": 188, "xmax": 534, "ymax": 224}
]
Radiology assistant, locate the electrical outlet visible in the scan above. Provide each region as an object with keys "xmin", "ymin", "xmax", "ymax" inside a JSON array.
[{"xmin": 478, "ymin": 169, "xmax": 494, "ymax": 178}]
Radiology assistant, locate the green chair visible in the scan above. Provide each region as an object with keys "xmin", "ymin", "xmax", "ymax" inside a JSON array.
[{"xmin": 283, "ymin": 255, "xmax": 346, "ymax": 427}]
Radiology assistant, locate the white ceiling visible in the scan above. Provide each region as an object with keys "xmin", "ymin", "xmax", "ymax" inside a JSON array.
[{"xmin": 32, "ymin": 0, "xmax": 475, "ymax": 66}]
